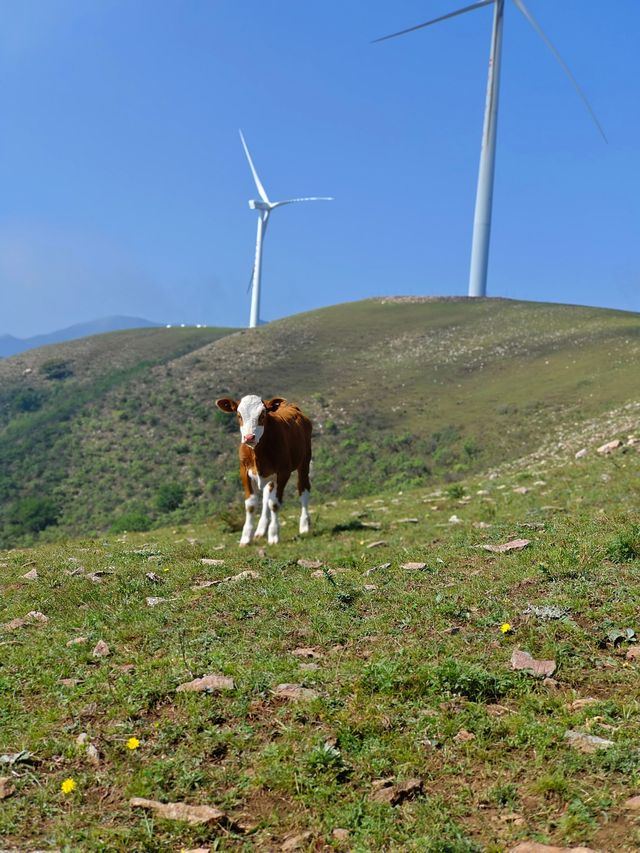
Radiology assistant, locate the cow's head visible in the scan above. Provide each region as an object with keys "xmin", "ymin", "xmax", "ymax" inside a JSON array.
[{"xmin": 216, "ymin": 395, "xmax": 285, "ymax": 448}]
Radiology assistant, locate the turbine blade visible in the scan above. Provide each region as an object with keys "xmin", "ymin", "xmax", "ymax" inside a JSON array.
[
  {"xmin": 372, "ymin": 0, "xmax": 494, "ymax": 44},
  {"xmin": 247, "ymin": 265, "xmax": 254, "ymax": 294},
  {"xmin": 512, "ymin": 0, "xmax": 607, "ymax": 142},
  {"xmin": 239, "ymin": 129, "xmax": 271, "ymax": 203},
  {"xmin": 272, "ymin": 197, "xmax": 334, "ymax": 207}
]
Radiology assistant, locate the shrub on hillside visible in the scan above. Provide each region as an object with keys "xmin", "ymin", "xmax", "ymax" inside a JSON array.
[
  {"xmin": 110, "ymin": 510, "xmax": 151, "ymax": 533},
  {"xmin": 40, "ymin": 359, "xmax": 74, "ymax": 381},
  {"xmin": 214, "ymin": 408, "xmax": 238, "ymax": 432},
  {"xmin": 12, "ymin": 388, "xmax": 46, "ymax": 413},
  {"xmin": 156, "ymin": 482, "xmax": 186, "ymax": 512},
  {"xmin": 9, "ymin": 497, "xmax": 60, "ymax": 533}
]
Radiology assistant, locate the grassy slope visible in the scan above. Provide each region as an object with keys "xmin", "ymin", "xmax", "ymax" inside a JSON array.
[
  {"xmin": 0, "ymin": 427, "xmax": 639, "ymax": 851},
  {"xmin": 0, "ymin": 297, "xmax": 638, "ymax": 546},
  {"xmin": 0, "ymin": 326, "xmax": 237, "ymax": 546}
]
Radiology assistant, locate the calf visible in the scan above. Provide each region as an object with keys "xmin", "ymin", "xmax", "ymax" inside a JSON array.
[{"xmin": 216, "ymin": 395, "xmax": 312, "ymax": 545}]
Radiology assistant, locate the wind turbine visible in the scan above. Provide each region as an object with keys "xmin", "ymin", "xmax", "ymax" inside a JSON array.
[
  {"xmin": 239, "ymin": 130, "xmax": 333, "ymax": 328},
  {"xmin": 374, "ymin": 0, "xmax": 606, "ymax": 298}
]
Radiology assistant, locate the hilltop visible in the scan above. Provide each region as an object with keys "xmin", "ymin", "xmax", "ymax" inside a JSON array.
[{"xmin": 0, "ymin": 297, "xmax": 638, "ymax": 547}]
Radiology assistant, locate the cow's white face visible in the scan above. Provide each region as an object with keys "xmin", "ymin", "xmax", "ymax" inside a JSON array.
[{"xmin": 237, "ymin": 395, "xmax": 266, "ymax": 448}]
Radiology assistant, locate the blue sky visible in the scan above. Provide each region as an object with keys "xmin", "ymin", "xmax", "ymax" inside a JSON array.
[{"xmin": 1, "ymin": 0, "xmax": 638, "ymax": 337}]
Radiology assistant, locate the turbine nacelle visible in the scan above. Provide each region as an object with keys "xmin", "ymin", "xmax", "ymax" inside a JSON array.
[{"xmin": 248, "ymin": 200, "xmax": 271, "ymax": 211}]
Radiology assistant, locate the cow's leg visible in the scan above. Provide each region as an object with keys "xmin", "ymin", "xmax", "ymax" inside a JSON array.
[
  {"xmin": 239, "ymin": 467, "xmax": 257, "ymax": 546},
  {"xmin": 297, "ymin": 454, "xmax": 311, "ymax": 535},
  {"xmin": 254, "ymin": 478, "xmax": 272, "ymax": 539},
  {"xmin": 268, "ymin": 472, "xmax": 290, "ymax": 545}
]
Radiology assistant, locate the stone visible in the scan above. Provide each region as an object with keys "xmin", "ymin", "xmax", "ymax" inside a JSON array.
[
  {"xmin": 597, "ymin": 439, "xmax": 623, "ymax": 455},
  {"xmin": 281, "ymin": 832, "xmax": 313, "ymax": 851},
  {"xmin": 273, "ymin": 684, "xmax": 320, "ymax": 702},
  {"xmin": 454, "ymin": 729, "xmax": 476, "ymax": 743},
  {"xmin": 92, "ymin": 640, "xmax": 110, "ymax": 658},
  {"xmin": 226, "ymin": 570, "xmax": 260, "ymax": 583},
  {"xmin": 176, "ymin": 674, "xmax": 235, "ymax": 693},
  {"xmin": 565, "ymin": 698, "xmax": 598, "ymax": 712},
  {"xmin": 0, "ymin": 611, "xmax": 48, "ymax": 632},
  {"xmin": 510, "ymin": 649, "xmax": 556, "ymax": 678},
  {"xmin": 0, "ymin": 777, "xmax": 15, "ymax": 799},
  {"xmin": 509, "ymin": 844, "xmax": 602, "ymax": 853},
  {"xmin": 564, "ymin": 730, "xmax": 614, "ymax": 753},
  {"xmin": 482, "ymin": 539, "xmax": 530, "ymax": 554},
  {"xmin": 130, "ymin": 797, "xmax": 229, "ymax": 827},
  {"xmin": 370, "ymin": 777, "xmax": 423, "ymax": 805},
  {"xmin": 291, "ymin": 648, "xmax": 323, "ymax": 659}
]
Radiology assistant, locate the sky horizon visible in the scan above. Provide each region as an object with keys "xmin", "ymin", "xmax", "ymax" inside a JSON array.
[{"xmin": 1, "ymin": 1, "xmax": 639, "ymax": 338}]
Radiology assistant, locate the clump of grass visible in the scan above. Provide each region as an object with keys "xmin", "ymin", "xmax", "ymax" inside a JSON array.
[
  {"xmin": 432, "ymin": 659, "xmax": 513, "ymax": 702},
  {"xmin": 447, "ymin": 484, "xmax": 466, "ymax": 500},
  {"xmin": 304, "ymin": 740, "xmax": 350, "ymax": 782},
  {"xmin": 605, "ymin": 525, "xmax": 640, "ymax": 563},
  {"xmin": 534, "ymin": 770, "xmax": 572, "ymax": 801},
  {"xmin": 489, "ymin": 782, "xmax": 519, "ymax": 808},
  {"xmin": 361, "ymin": 659, "xmax": 403, "ymax": 694}
]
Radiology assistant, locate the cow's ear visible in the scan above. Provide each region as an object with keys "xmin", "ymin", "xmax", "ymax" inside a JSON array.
[
  {"xmin": 216, "ymin": 398, "xmax": 238, "ymax": 413},
  {"xmin": 264, "ymin": 397, "xmax": 285, "ymax": 412}
]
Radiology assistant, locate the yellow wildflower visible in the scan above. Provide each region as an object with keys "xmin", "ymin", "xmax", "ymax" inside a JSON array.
[
  {"xmin": 500, "ymin": 623, "xmax": 512, "ymax": 634},
  {"xmin": 61, "ymin": 777, "xmax": 77, "ymax": 794},
  {"xmin": 126, "ymin": 736, "xmax": 140, "ymax": 750}
]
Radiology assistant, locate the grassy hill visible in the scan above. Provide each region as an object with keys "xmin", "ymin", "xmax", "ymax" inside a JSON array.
[
  {"xmin": 0, "ymin": 297, "xmax": 638, "ymax": 548},
  {"xmin": 1, "ymin": 421, "xmax": 638, "ymax": 851},
  {"xmin": 0, "ymin": 325, "xmax": 237, "ymax": 547}
]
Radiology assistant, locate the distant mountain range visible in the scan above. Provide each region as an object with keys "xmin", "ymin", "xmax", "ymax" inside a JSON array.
[{"xmin": 0, "ymin": 316, "xmax": 160, "ymax": 358}]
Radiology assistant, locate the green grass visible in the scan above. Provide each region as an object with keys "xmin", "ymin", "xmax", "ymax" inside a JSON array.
[
  {"xmin": 1, "ymin": 432, "xmax": 639, "ymax": 851},
  {"xmin": 1, "ymin": 298, "xmax": 640, "ymax": 548}
]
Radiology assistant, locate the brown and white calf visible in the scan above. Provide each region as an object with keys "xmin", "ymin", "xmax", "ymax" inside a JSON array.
[{"xmin": 215, "ymin": 395, "xmax": 312, "ymax": 545}]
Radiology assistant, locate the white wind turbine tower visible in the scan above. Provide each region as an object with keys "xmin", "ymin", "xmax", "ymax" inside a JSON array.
[
  {"xmin": 374, "ymin": 0, "xmax": 606, "ymax": 298},
  {"xmin": 239, "ymin": 130, "xmax": 333, "ymax": 328}
]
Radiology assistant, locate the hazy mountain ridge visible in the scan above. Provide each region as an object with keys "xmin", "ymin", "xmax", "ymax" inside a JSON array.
[
  {"xmin": 0, "ymin": 315, "xmax": 161, "ymax": 358},
  {"xmin": 0, "ymin": 297, "xmax": 638, "ymax": 547}
]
